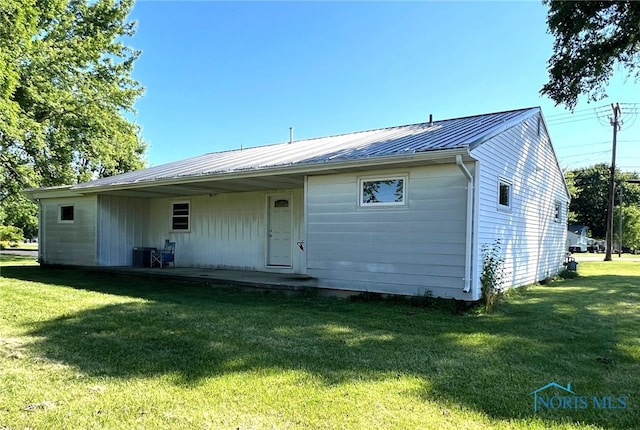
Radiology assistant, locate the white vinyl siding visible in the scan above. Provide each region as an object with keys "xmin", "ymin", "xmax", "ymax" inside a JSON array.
[
  {"xmin": 40, "ymin": 196, "xmax": 97, "ymax": 265},
  {"xmin": 472, "ymin": 113, "xmax": 569, "ymax": 289},
  {"xmin": 307, "ymin": 165, "xmax": 469, "ymax": 299},
  {"xmin": 96, "ymin": 195, "xmax": 151, "ymax": 266},
  {"xmin": 147, "ymin": 189, "xmax": 305, "ymax": 273}
]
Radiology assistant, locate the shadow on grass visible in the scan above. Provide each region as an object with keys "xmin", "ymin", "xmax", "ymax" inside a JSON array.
[{"xmin": 2, "ymin": 264, "xmax": 639, "ymax": 428}]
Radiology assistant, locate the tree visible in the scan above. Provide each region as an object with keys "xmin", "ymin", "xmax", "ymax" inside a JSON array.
[
  {"xmin": 566, "ymin": 164, "xmax": 640, "ymax": 239},
  {"xmin": 541, "ymin": 1, "xmax": 640, "ymax": 109},
  {"xmin": 0, "ymin": 194, "xmax": 38, "ymax": 239},
  {"xmin": 0, "ymin": 0, "xmax": 146, "ymax": 200},
  {"xmin": 614, "ymin": 205, "xmax": 640, "ymax": 252}
]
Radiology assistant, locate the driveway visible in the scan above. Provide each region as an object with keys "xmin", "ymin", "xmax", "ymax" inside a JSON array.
[{"xmin": 0, "ymin": 249, "xmax": 39, "ymax": 258}]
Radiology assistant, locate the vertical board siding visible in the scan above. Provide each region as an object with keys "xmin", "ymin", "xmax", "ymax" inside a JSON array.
[
  {"xmin": 472, "ymin": 113, "xmax": 568, "ymax": 289},
  {"xmin": 40, "ymin": 196, "xmax": 97, "ymax": 265},
  {"xmin": 147, "ymin": 189, "xmax": 305, "ymax": 273},
  {"xmin": 97, "ymin": 195, "xmax": 150, "ymax": 266},
  {"xmin": 306, "ymin": 165, "xmax": 469, "ymax": 298}
]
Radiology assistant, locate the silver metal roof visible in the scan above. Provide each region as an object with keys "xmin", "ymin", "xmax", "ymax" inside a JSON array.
[{"xmin": 71, "ymin": 107, "xmax": 539, "ymax": 192}]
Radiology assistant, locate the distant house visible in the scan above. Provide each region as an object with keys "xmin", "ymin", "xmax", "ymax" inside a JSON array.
[
  {"xmin": 567, "ymin": 224, "xmax": 589, "ymax": 253},
  {"xmin": 27, "ymin": 107, "xmax": 570, "ymax": 301}
]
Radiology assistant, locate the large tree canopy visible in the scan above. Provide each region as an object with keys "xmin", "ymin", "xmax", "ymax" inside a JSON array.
[
  {"xmin": 0, "ymin": 0, "xmax": 145, "ymax": 202},
  {"xmin": 566, "ymin": 164, "xmax": 640, "ymax": 239},
  {"xmin": 541, "ymin": 1, "xmax": 640, "ymax": 109}
]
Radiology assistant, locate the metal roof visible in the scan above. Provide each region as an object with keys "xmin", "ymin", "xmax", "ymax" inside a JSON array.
[{"xmin": 71, "ymin": 107, "xmax": 539, "ymax": 191}]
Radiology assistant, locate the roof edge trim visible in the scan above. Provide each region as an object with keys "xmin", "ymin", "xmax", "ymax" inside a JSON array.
[
  {"xmin": 468, "ymin": 107, "xmax": 540, "ymax": 150},
  {"xmin": 63, "ymin": 148, "xmax": 472, "ymax": 195}
]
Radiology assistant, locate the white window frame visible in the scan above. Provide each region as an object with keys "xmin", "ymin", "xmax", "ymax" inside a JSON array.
[
  {"xmin": 554, "ymin": 200, "xmax": 562, "ymax": 223},
  {"xmin": 171, "ymin": 201, "xmax": 191, "ymax": 232},
  {"xmin": 497, "ymin": 178, "xmax": 512, "ymax": 211},
  {"xmin": 359, "ymin": 175, "xmax": 408, "ymax": 208},
  {"xmin": 58, "ymin": 205, "xmax": 75, "ymax": 223}
]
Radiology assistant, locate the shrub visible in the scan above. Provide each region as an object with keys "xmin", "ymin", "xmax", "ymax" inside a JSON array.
[
  {"xmin": 0, "ymin": 225, "xmax": 24, "ymax": 244},
  {"xmin": 480, "ymin": 239, "xmax": 508, "ymax": 312},
  {"xmin": 558, "ymin": 269, "xmax": 579, "ymax": 279}
]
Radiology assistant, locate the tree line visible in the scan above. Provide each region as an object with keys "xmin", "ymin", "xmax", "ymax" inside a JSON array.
[
  {"xmin": 567, "ymin": 164, "xmax": 640, "ymax": 251},
  {"xmin": 1, "ymin": 0, "xmax": 145, "ymax": 242}
]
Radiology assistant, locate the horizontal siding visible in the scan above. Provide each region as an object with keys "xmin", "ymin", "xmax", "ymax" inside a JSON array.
[
  {"xmin": 472, "ymin": 113, "xmax": 568, "ymax": 289},
  {"xmin": 147, "ymin": 189, "xmax": 305, "ymax": 273},
  {"xmin": 41, "ymin": 196, "xmax": 97, "ymax": 265},
  {"xmin": 307, "ymin": 165, "xmax": 469, "ymax": 298},
  {"xmin": 97, "ymin": 196, "xmax": 150, "ymax": 266}
]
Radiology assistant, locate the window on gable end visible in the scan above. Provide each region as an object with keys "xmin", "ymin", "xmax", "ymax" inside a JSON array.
[
  {"xmin": 498, "ymin": 179, "xmax": 512, "ymax": 210},
  {"xmin": 554, "ymin": 201, "xmax": 562, "ymax": 223}
]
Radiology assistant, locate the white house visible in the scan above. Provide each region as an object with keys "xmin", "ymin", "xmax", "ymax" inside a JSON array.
[
  {"xmin": 567, "ymin": 224, "xmax": 589, "ymax": 253},
  {"xmin": 27, "ymin": 107, "xmax": 570, "ymax": 301}
]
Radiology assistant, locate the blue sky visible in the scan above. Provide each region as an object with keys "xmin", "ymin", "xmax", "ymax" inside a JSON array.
[{"xmin": 128, "ymin": 1, "xmax": 639, "ymax": 172}]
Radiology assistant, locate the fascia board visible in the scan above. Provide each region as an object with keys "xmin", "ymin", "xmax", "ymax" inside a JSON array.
[
  {"xmin": 24, "ymin": 186, "xmax": 85, "ymax": 200},
  {"xmin": 67, "ymin": 148, "xmax": 472, "ymax": 194}
]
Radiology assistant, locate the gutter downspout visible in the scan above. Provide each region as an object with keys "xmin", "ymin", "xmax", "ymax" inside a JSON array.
[{"xmin": 456, "ymin": 155, "xmax": 474, "ymax": 293}]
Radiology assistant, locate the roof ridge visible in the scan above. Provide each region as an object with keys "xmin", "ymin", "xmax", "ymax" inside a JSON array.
[{"xmin": 203, "ymin": 106, "xmax": 540, "ymax": 155}]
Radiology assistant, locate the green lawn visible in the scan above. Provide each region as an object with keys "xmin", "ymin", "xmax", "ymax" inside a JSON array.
[
  {"xmin": 0, "ymin": 242, "xmax": 38, "ymax": 251},
  {"xmin": 1, "ymin": 255, "xmax": 638, "ymax": 429}
]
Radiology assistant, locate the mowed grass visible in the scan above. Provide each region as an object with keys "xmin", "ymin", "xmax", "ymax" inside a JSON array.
[{"xmin": 1, "ymin": 255, "xmax": 639, "ymax": 429}]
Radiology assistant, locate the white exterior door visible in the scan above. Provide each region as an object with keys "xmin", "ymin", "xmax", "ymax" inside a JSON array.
[{"xmin": 267, "ymin": 195, "xmax": 292, "ymax": 266}]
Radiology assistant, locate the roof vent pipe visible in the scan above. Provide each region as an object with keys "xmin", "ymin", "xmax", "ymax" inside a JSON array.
[
  {"xmin": 289, "ymin": 127, "xmax": 293, "ymax": 144},
  {"xmin": 428, "ymin": 114, "xmax": 433, "ymax": 127}
]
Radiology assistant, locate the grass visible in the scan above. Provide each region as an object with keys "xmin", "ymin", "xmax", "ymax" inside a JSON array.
[
  {"xmin": 1, "ymin": 255, "xmax": 639, "ymax": 429},
  {"xmin": 0, "ymin": 242, "xmax": 38, "ymax": 251}
]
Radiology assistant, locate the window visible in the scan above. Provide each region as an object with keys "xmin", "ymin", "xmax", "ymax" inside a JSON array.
[
  {"xmin": 171, "ymin": 201, "xmax": 190, "ymax": 231},
  {"xmin": 498, "ymin": 179, "xmax": 512, "ymax": 209},
  {"xmin": 360, "ymin": 176, "xmax": 406, "ymax": 207},
  {"xmin": 59, "ymin": 205, "xmax": 74, "ymax": 222},
  {"xmin": 554, "ymin": 201, "xmax": 562, "ymax": 222}
]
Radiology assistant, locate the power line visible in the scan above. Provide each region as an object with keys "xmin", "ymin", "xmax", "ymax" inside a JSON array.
[
  {"xmin": 556, "ymin": 140, "xmax": 636, "ymax": 150},
  {"xmin": 545, "ymin": 104, "xmax": 613, "ymax": 119}
]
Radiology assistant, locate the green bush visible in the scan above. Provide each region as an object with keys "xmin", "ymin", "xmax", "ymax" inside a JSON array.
[
  {"xmin": 0, "ymin": 225, "xmax": 24, "ymax": 243},
  {"xmin": 558, "ymin": 269, "xmax": 580, "ymax": 279},
  {"xmin": 480, "ymin": 239, "xmax": 508, "ymax": 312}
]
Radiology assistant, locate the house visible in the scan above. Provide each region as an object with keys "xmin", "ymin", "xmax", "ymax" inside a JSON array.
[
  {"xmin": 566, "ymin": 224, "xmax": 589, "ymax": 253},
  {"xmin": 27, "ymin": 107, "xmax": 570, "ymax": 301}
]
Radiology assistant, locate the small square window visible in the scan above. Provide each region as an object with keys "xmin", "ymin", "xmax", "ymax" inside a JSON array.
[
  {"xmin": 59, "ymin": 205, "xmax": 74, "ymax": 222},
  {"xmin": 360, "ymin": 176, "xmax": 406, "ymax": 207},
  {"xmin": 498, "ymin": 180, "xmax": 511, "ymax": 209},
  {"xmin": 171, "ymin": 202, "xmax": 190, "ymax": 231},
  {"xmin": 554, "ymin": 201, "xmax": 562, "ymax": 222}
]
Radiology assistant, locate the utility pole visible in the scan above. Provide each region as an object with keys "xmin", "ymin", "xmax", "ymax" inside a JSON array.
[{"xmin": 604, "ymin": 103, "xmax": 621, "ymax": 261}]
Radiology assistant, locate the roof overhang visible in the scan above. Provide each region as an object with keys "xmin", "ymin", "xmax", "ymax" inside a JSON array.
[
  {"xmin": 27, "ymin": 148, "xmax": 474, "ymax": 199},
  {"xmin": 25, "ymin": 185, "xmax": 79, "ymax": 200}
]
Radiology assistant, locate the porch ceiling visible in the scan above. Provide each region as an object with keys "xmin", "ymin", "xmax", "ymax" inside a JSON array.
[{"xmin": 97, "ymin": 173, "xmax": 307, "ymax": 198}]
